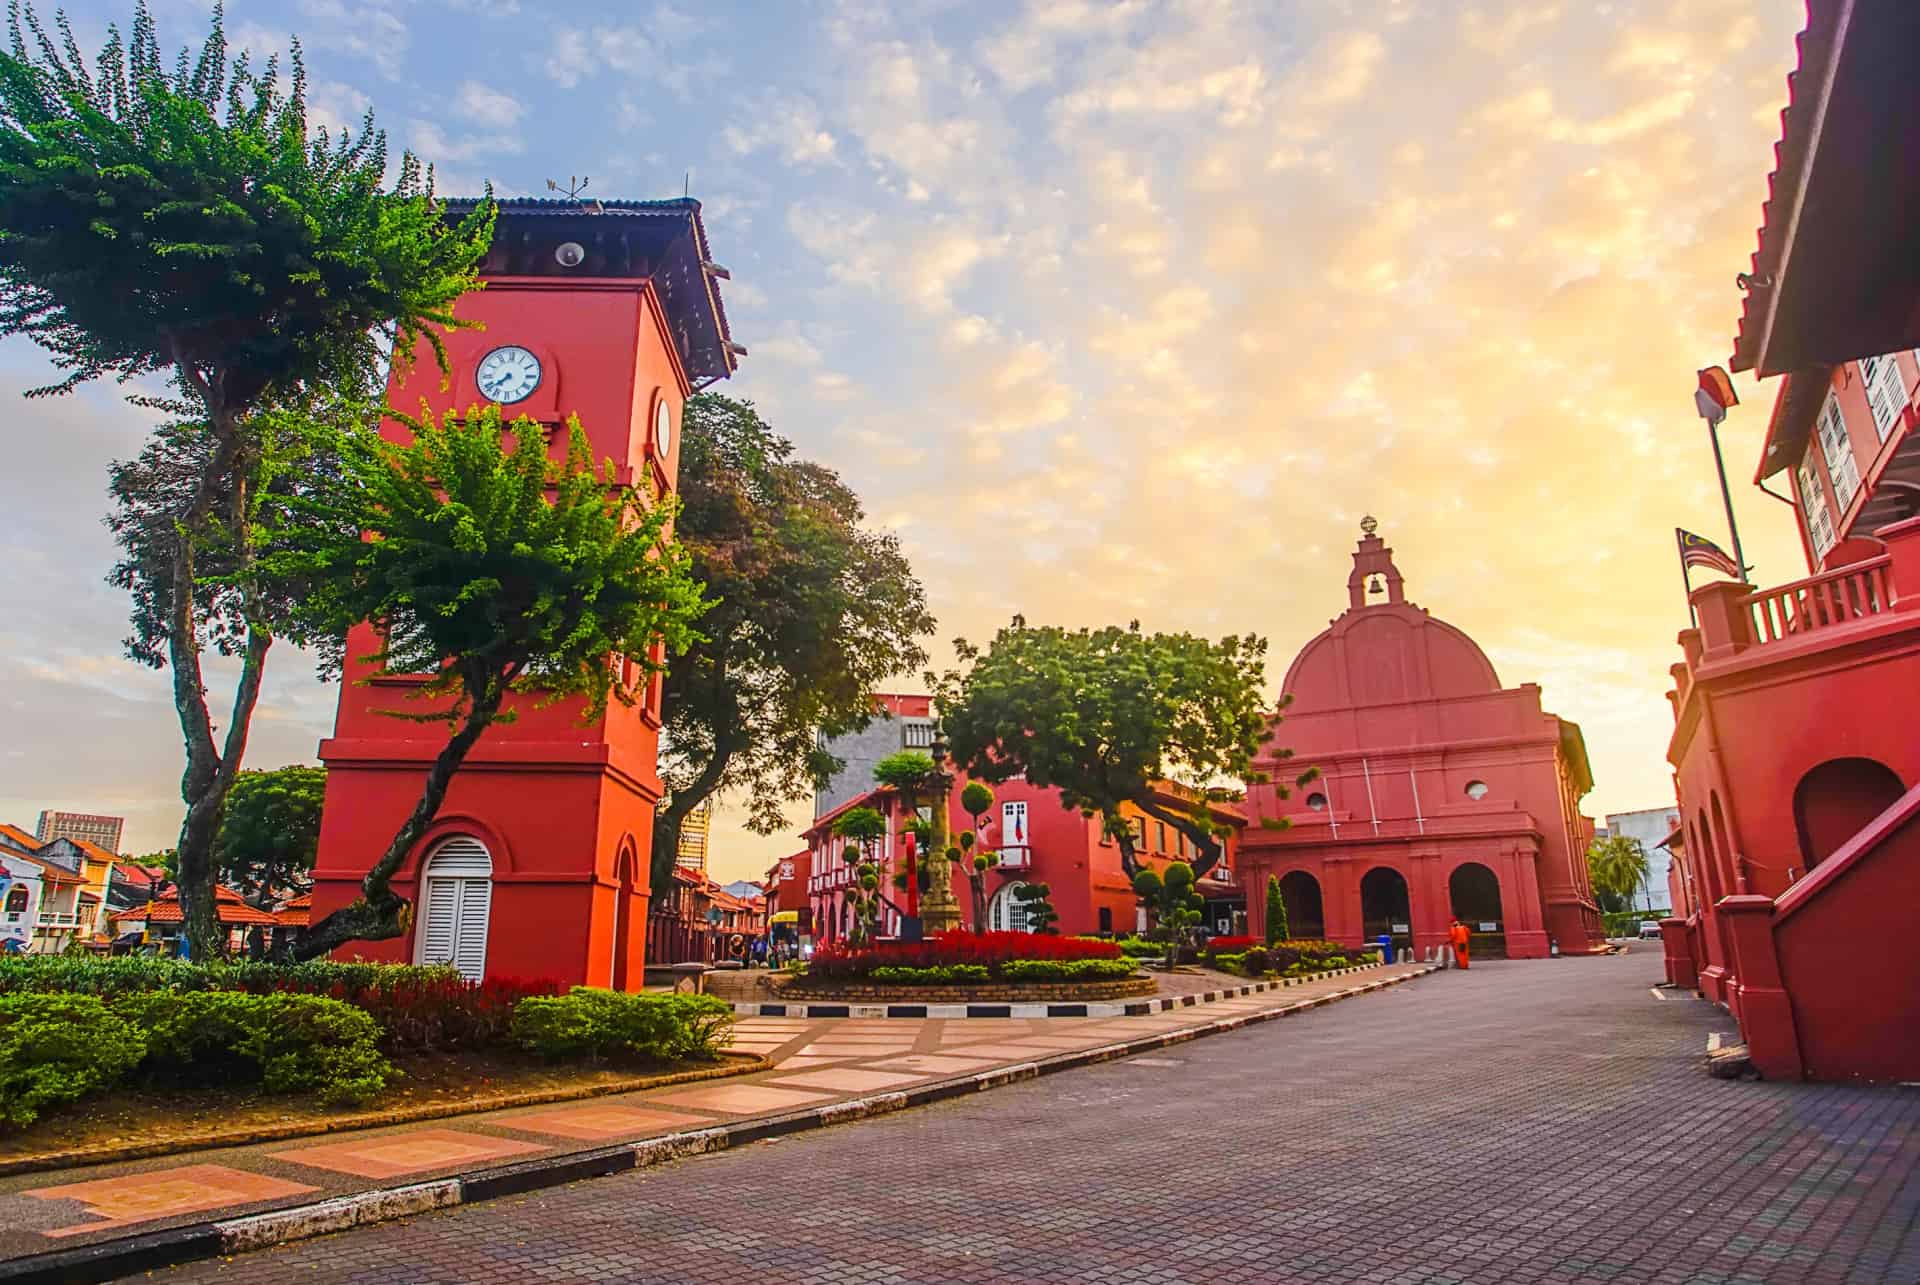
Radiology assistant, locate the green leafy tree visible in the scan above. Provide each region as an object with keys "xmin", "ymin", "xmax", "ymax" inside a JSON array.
[
  {"xmin": 1587, "ymin": 834, "xmax": 1652, "ymax": 914},
  {"xmin": 831, "ymin": 805, "xmax": 889, "ymax": 948},
  {"xmin": 653, "ymin": 394, "xmax": 932, "ymax": 897},
  {"xmin": 213, "ymin": 765, "xmax": 326, "ymax": 904},
  {"xmin": 959, "ymin": 780, "xmax": 997, "ymax": 932},
  {"xmin": 938, "ymin": 618, "xmax": 1311, "ymax": 879},
  {"xmin": 1264, "ymin": 874, "xmax": 1289, "ymax": 946},
  {"xmin": 1011, "ymin": 881, "xmax": 1059, "ymax": 935},
  {"xmin": 1132, "ymin": 862, "xmax": 1204, "ymax": 970},
  {"xmin": 0, "ymin": 5, "xmax": 492, "ymax": 957},
  {"xmin": 277, "ymin": 406, "xmax": 709, "ymax": 959}
]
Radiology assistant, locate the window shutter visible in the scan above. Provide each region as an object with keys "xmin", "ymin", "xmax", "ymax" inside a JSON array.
[{"xmin": 418, "ymin": 837, "xmax": 492, "ymax": 981}]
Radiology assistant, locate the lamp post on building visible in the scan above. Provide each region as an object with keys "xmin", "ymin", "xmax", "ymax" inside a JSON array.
[
  {"xmin": 918, "ymin": 723, "xmax": 966, "ymax": 933},
  {"xmin": 1695, "ymin": 367, "xmax": 1750, "ymax": 583}
]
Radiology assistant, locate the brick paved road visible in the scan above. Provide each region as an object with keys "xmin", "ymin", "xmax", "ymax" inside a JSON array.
[{"xmin": 158, "ymin": 950, "xmax": 1920, "ymax": 1284}]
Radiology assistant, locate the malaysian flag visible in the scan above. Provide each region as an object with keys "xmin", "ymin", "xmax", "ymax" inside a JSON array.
[{"xmin": 1676, "ymin": 528, "xmax": 1741, "ymax": 578}]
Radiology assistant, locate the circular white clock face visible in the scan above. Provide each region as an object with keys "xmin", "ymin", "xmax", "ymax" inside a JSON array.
[
  {"xmin": 654, "ymin": 399, "xmax": 673, "ymax": 455},
  {"xmin": 476, "ymin": 345, "xmax": 542, "ymax": 404}
]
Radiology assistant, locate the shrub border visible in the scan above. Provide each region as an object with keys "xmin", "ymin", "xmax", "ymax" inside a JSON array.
[
  {"xmin": 0, "ymin": 965, "xmax": 1438, "ymax": 1285},
  {"xmin": 742, "ymin": 960, "xmax": 1384, "ymax": 1018},
  {"xmin": 0, "ymin": 1052, "xmax": 768, "ymax": 1180}
]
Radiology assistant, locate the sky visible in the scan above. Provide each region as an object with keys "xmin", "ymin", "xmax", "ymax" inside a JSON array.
[{"xmin": 0, "ymin": 0, "xmax": 1811, "ymax": 881}]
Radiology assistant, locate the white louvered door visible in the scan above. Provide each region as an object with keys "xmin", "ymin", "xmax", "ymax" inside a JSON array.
[{"xmin": 417, "ymin": 837, "xmax": 492, "ymax": 981}]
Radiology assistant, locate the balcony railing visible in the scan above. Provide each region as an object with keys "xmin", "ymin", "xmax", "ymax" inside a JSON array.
[
  {"xmin": 1744, "ymin": 556, "xmax": 1893, "ymax": 644},
  {"xmin": 36, "ymin": 912, "xmax": 79, "ymax": 928}
]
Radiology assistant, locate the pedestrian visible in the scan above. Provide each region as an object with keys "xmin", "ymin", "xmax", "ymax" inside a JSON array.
[{"xmin": 1449, "ymin": 918, "xmax": 1471, "ymax": 970}]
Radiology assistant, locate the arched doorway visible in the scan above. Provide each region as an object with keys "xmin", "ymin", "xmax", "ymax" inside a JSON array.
[
  {"xmin": 611, "ymin": 843, "xmax": 640, "ymax": 991},
  {"xmin": 1278, "ymin": 870, "xmax": 1324, "ymax": 939},
  {"xmin": 988, "ymin": 882, "xmax": 1032, "ymax": 932},
  {"xmin": 416, "ymin": 835, "xmax": 493, "ymax": 981},
  {"xmin": 1359, "ymin": 866, "xmax": 1412, "ymax": 952},
  {"xmin": 1449, "ymin": 862, "xmax": 1504, "ymax": 958},
  {"xmin": 1794, "ymin": 758, "xmax": 1904, "ymax": 873}
]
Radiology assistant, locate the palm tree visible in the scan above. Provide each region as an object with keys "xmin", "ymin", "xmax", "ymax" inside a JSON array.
[{"xmin": 1587, "ymin": 836, "xmax": 1652, "ymax": 915}]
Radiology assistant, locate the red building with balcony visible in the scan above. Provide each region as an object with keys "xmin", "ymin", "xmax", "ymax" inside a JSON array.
[
  {"xmin": 309, "ymin": 197, "xmax": 738, "ymax": 987},
  {"xmin": 1660, "ymin": 0, "xmax": 1920, "ymax": 1083},
  {"xmin": 802, "ymin": 768, "xmax": 1245, "ymax": 942},
  {"xmin": 1238, "ymin": 522, "xmax": 1604, "ymax": 962}
]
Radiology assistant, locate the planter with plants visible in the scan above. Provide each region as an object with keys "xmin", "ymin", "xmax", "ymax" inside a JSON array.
[{"xmin": 776, "ymin": 931, "xmax": 1153, "ymax": 1000}]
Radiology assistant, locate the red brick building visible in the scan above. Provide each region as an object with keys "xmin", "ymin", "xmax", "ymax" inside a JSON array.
[
  {"xmin": 803, "ymin": 768, "xmax": 1245, "ymax": 942},
  {"xmin": 1238, "ymin": 523, "xmax": 1604, "ymax": 961},
  {"xmin": 309, "ymin": 197, "xmax": 738, "ymax": 986},
  {"xmin": 1659, "ymin": 0, "xmax": 1920, "ymax": 1082}
]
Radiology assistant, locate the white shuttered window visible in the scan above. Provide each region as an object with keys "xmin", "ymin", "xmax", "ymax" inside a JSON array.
[
  {"xmin": 1861, "ymin": 354, "xmax": 1909, "ymax": 442},
  {"xmin": 1816, "ymin": 393, "xmax": 1862, "ymax": 515},
  {"xmin": 416, "ymin": 836, "xmax": 493, "ymax": 981}
]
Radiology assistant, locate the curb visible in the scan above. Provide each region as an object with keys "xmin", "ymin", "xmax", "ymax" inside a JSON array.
[
  {"xmin": 732, "ymin": 961, "xmax": 1391, "ymax": 1019},
  {"xmin": 0, "ymin": 965, "xmax": 1436, "ymax": 1284},
  {"xmin": 0, "ymin": 1055, "xmax": 771, "ymax": 1181}
]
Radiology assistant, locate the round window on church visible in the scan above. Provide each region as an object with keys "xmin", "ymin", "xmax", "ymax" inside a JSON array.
[
  {"xmin": 1306, "ymin": 792, "xmax": 1328, "ymax": 811},
  {"xmin": 1465, "ymin": 780, "xmax": 1489, "ymax": 800}
]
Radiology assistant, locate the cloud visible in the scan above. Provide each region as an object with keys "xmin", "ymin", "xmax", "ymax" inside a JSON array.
[{"xmin": 454, "ymin": 81, "xmax": 525, "ymax": 129}]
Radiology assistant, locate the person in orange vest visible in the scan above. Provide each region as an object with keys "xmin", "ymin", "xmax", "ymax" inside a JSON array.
[{"xmin": 1448, "ymin": 919, "xmax": 1471, "ymax": 970}]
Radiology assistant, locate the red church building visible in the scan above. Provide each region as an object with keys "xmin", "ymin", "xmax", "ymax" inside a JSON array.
[
  {"xmin": 1658, "ymin": 0, "xmax": 1920, "ymax": 1083},
  {"xmin": 308, "ymin": 196, "xmax": 739, "ymax": 987},
  {"xmin": 1238, "ymin": 521, "xmax": 1605, "ymax": 962}
]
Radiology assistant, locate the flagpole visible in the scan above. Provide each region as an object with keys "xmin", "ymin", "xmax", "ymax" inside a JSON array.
[{"xmin": 1705, "ymin": 417, "xmax": 1750, "ymax": 584}]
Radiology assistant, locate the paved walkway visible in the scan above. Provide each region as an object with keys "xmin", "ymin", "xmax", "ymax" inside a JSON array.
[
  {"xmin": 0, "ymin": 962, "xmax": 1422, "ymax": 1269},
  {"xmin": 150, "ymin": 950, "xmax": 1920, "ymax": 1284}
]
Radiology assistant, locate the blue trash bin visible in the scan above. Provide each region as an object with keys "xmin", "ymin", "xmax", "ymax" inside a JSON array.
[{"xmin": 1378, "ymin": 933, "xmax": 1392, "ymax": 963}]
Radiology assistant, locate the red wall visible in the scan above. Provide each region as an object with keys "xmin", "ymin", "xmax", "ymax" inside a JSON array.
[{"xmin": 1772, "ymin": 785, "xmax": 1920, "ymax": 1082}]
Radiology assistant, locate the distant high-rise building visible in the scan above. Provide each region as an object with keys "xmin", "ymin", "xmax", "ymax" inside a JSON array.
[
  {"xmin": 36, "ymin": 811, "xmax": 123, "ymax": 855},
  {"xmin": 676, "ymin": 798, "xmax": 713, "ymax": 872},
  {"xmin": 814, "ymin": 694, "xmax": 936, "ymax": 818}
]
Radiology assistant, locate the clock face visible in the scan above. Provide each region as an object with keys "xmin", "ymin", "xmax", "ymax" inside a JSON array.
[
  {"xmin": 654, "ymin": 399, "xmax": 673, "ymax": 455},
  {"xmin": 476, "ymin": 345, "xmax": 542, "ymax": 405}
]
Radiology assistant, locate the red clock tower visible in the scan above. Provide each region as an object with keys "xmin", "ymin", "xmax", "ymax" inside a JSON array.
[{"xmin": 307, "ymin": 197, "xmax": 740, "ymax": 988}]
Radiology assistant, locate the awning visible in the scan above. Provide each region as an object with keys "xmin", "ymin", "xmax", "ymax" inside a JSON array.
[{"xmin": 770, "ymin": 910, "xmax": 799, "ymax": 924}]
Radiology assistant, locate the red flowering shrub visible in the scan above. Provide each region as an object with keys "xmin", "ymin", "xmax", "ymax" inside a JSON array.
[
  {"xmin": 1203, "ymin": 935, "xmax": 1260, "ymax": 954},
  {"xmin": 806, "ymin": 930, "xmax": 1122, "ymax": 982},
  {"xmin": 342, "ymin": 976, "xmax": 563, "ymax": 1053}
]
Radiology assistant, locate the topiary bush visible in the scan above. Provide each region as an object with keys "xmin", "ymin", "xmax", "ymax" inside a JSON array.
[
  {"xmin": 0, "ymin": 993, "xmax": 147, "ymax": 1130},
  {"xmin": 510, "ymin": 990, "xmax": 734, "ymax": 1063}
]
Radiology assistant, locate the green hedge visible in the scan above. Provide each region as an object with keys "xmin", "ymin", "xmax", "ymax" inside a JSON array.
[
  {"xmin": 867, "ymin": 964, "xmax": 991, "ymax": 986},
  {"xmin": 510, "ymin": 990, "xmax": 733, "ymax": 1062},
  {"xmin": 0, "ymin": 994, "xmax": 146, "ymax": 1129},
  {"xmin": 114, "ymin": 991, "xmax": 393, "ymax": 1106},
  {"xmin": 0, "ymin": 955, "xmax": 462, "ymax": 997},
  {"xmin": 999, "ymin": 958, "xmax": 1137, "ymax": 983},
  {"xmin": 0, "ymin": 989, "xmax": 394, "ymax": 1131}
]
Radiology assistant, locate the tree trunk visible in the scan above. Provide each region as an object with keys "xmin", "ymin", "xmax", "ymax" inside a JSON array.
[
  {"xmin": 293, "ymin": 671, "xmax": 509, "ymax": 961},
  {"xmin": 162, "ymin": 388, "xmax": 264, "ymax": 962}
]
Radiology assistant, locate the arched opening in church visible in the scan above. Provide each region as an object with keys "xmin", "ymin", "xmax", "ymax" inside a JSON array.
[
  {"xmin": 1449, "ymin": 861, "xmax": 1505, "ymax": 959},
  {"xmin": 1278, "ymin": 870, "xmax": 1324, "ymax": 939},
  {"xmin": 1359, "ymin": 866, "xmax": 1413, "ymax": 952}
]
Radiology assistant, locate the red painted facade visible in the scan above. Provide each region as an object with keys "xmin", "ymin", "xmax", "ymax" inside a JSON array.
[
  {"xmin": 1238, "ymin": 525, "xmax": 1604, "ymax": 961},
  {"xmin": 309, "ymin": 199, "xmax": 736, "ymax": 988},
  {"xmin": 1665, "ymin": 1, "xmax": 1920, "ymax": 1082},
  {"xmin": 803, "ymin": 772, "xmax": 1244, "ymax": 942}
]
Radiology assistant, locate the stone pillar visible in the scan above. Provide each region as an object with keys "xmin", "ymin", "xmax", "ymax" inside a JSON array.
[
  {"xmin": 1658, "ymin": 916, "xmax": 1696, "ymax": 988},
  {"xmin": 1690, "ymin": 580, "xmax": 1753, "ymax": 661},
  {"xmin": 1720, "ymin": 894, "xmax": 1803, "ymax": 1080},
  {"xmin": 1501, "ymin": 849, "xmax": 1550, "ymax": 959}
]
